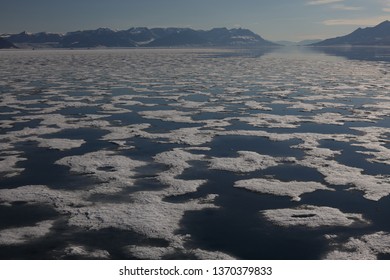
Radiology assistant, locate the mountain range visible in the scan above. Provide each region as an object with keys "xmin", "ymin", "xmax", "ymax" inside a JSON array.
[
  {"xmin": 1, "ymin": 21, "xmax": 389, "ymax": 49},
  {"xmin": 1, "ymin": 27, "xmax": 278, "ymax": 49},
  {"xmin": 313, "ymin": 20, "xmax": 390, "ymax": 46}
]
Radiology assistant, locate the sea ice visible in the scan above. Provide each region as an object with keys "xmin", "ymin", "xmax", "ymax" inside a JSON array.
[
  {"xmin": 209, "ymin": 151, "xmax": 294, "ymax": 173},
  {"xmin": 139, "ymin": 110, "xmax": 196, "ymax": 123},
  {"xmin": 261, "ymin": 205, "xmax": 369, "ymax": 228},
  {"xmin": 33, "ymin": 137, "xmax": 86, "ymax": 151},
  {"xmin": 55, "ymin": 150, "xmax": 147, "ymax": 184},
  {"xmin": 0, "ymin": 154, "xmax": 26, "ymax": 177},
  {"xmin": 59, "ymin": 245, "xmax": 110, "ymax": 259},
  {"xmin": 235, "ymin": 179, "xmax": 331, "ymax": 201},
  {"xmin": 0, "ymin": 220, "xmax": 54, "ymax": 246},
  {"xmin": 325, "ymin": 232, "xmax": 390, "ymax": 260},
  {"xmin": 154, "ymin": 149, "xmax": 206, "ymax": 196}
]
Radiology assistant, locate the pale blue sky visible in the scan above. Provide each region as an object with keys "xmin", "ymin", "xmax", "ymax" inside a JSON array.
[{"xmin": 0, "ymin": 0, "xmax": 389, "ymax": 41}]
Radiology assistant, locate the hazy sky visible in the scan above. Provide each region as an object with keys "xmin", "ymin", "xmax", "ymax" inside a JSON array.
[{"xmin": 0, "ymin": 0, "xmax": 389, "ymax": 41}]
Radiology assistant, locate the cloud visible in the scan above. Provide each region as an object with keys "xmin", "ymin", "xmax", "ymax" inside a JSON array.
[
  {"xmin": 381, "ymin": 0, "xmax": 390, "ymax": 12},
  {"xmin": 322, "ymin": 16, "xmax": 390, "ymax": 26},
  {"xmin": 307, "ymin": 0, "xmax": 343, "ymax": 5},
  {"xmin": 331, "ymin": 4, "xmax": 364, "ymax": 11}
]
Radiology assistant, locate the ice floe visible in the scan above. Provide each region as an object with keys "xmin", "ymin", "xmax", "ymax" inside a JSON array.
[
  {"xmin": 261, "ymin": 205, "xmax": 369, "ymax": 228},
  {"xmin": 301, "ymin": 154, "xmax": 390, "ymax": 201},
  {"xmin": 325, "ymin": 232, "xmax": 390, "ymax": 260},
  {"xmin": 0, "ymin": 184, "xmax": 224, "ymax": 259},
  {"xmin": 154, "ymin": 148, "xmax": 206, "ymax": 196},
  {"xmin": 236, "ymin": 114, "xmax": 302, "ymax": 128},
  {"xmin": 126, "ymin": 244, "xmax": 234, "ymax": 260},
  {"xmin": 0, "ymin": 154, "xmax": 26, "ymax": 177},
  {"xmin": 59, "ymin": 245, "xmax": 110, "ymax": 259},
  {"xmin": 0, "ymin": 220, "xmax": 54, "ymax": 246},
  {"xmin": 235, "ymin": 179, "xmax": 331, "ymax": 201},
  {"xmin": 55, "ymin": 150, "xmax": 147, "ymax": 184},
  {"xmin": 0, "ymin": 185, "xmax": 89, "ymax": 209},
  {"xmin": 139, "ymin": 110, "xmax": 196, "ymax": 123},
  {"xmin": 210, "ymin": 151, "xmax": 295, "ymax": 173},
  {"xmin": 33, "ymin": 137, "xmax": 86, "ymax": 151},
  {"xmin": 244, "ymin": 101, "xmax": 272, "ymax": 111}
]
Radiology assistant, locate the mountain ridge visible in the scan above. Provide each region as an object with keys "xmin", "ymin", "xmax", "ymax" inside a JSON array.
[
  {"xmin": 313, "ymin": 20, "xmax": 390, "ymax": 46},
  {"xmin": 1, "ymin": 27, "xmax": 278, "ymax": 48}
]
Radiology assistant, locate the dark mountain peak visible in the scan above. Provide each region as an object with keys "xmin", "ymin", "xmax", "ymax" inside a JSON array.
[
  {"xmin": 95, "ymin": 28, "xmax": 115, "ymax": 33},
  {"xmin": 127, "ymin": 27, "xmax": 150, "ymax": 33},
  {"xmin": 5, "ymin": 31, "xmax": 62, "ymax": 45},
  {"xmin": 376, "ymin": 20, "xmax": 390, "ymax": 27}
]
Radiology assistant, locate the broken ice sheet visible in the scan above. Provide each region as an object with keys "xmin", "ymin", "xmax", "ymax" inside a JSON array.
[
  {"xmin": 1, "ymin": 48, "xmax": 390, "ymax": 260},
  {"xmin": 325, "ymin": 231, "xmax": 390, "ymax": 260},
  {"xmin": 301, "ymin": 153, "xmax": 390, "ymax": 201},
  {"xmin": 0, "ymin": 184, "xmax": 224, "ymax": 259}
]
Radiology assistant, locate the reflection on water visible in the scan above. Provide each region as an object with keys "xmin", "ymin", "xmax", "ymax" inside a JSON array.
[
  {"xmin": 200, "ymin": 46, "xmax": 281, "ymax": 58},
  {"xmin": 309, "ymin": 46, "xmax": 390, "ymax": 62}
]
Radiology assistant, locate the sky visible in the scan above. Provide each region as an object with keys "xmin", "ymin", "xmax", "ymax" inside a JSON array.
[{"xmin": 0, "ymin": 0, "xmax": 389, "ymax": 41}]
